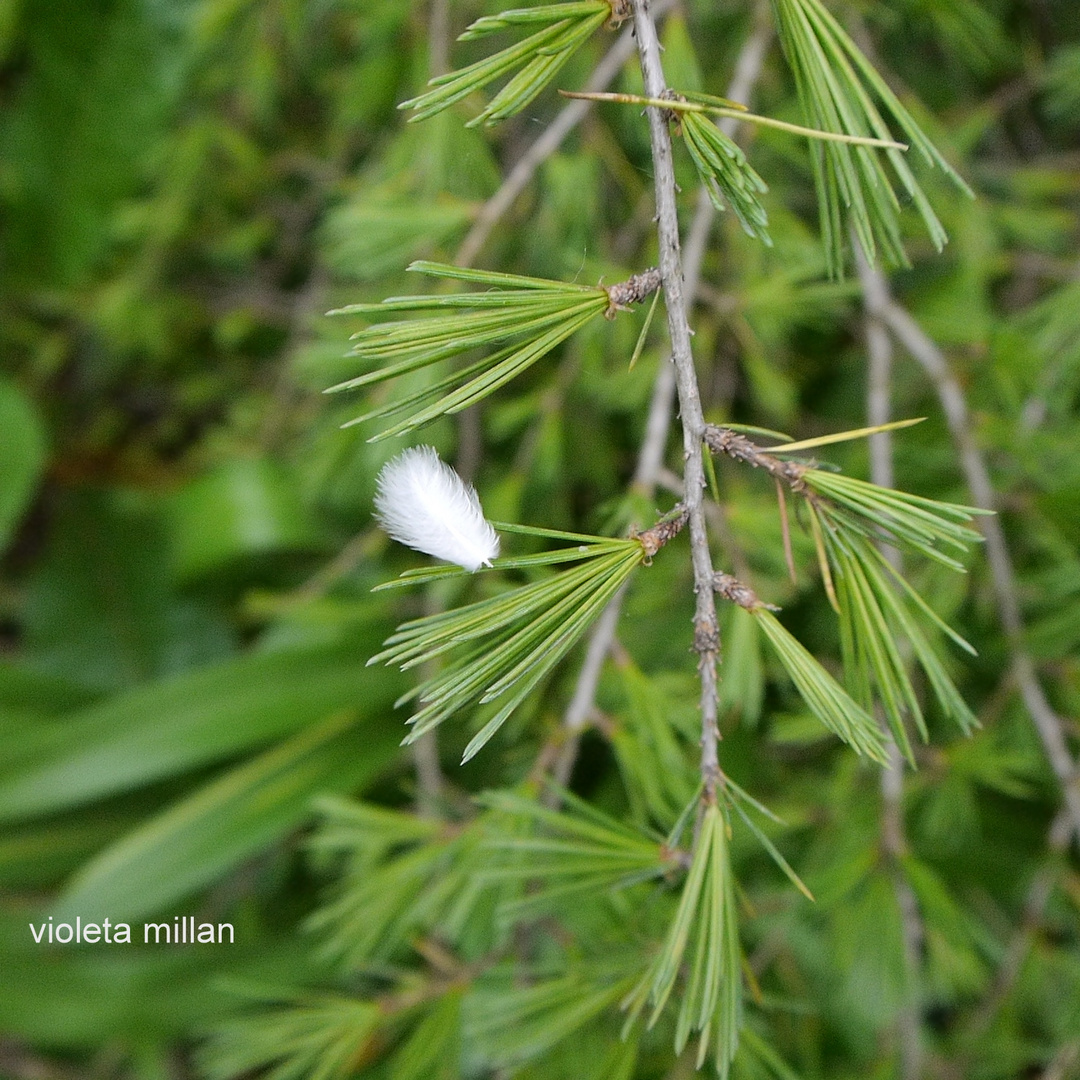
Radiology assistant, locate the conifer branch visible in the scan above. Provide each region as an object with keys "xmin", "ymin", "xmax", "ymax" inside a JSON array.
[
  {"xmin": 448, "ymin": 2, "xmax": 675, "ymax": 800},
  {"xmin": 329, "ymin": 263, "xmax": 660, "ymax": 440},
  {"xmin": 629, "ymin": 0, "xmax": 722, "ymax": 803},
  {"xmin": 413, "ymin": 590, "xmax": 449, "ymax": 817},
  {"xmin": 399, "ymin": 2, "xmax": 615, "ymax": 128},
  {"xmin": 418, "ymin": 0, "xmax": 458, "ymax": 813},
  {"xmin": 549, "ymin": 21, "xmax": 770, "ymax": 790}
]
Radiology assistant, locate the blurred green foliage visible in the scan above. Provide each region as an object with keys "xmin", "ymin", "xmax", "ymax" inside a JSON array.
[{"xmin": 1, "ymin": 0, "xmax": 1079, "ymax": 1078}]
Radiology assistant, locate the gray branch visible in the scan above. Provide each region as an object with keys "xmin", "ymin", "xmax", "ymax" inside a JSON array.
[
  {"xmin": 860, "ymin": 258, "xmax": 1080, "ymax": 847},
  {"xmin": 552, "ymin": 14, "xmax": 772, "ymax": 789},
  {"xmin": 857, "ymin": 242, "xmax": 924, "ymax": 1080},
  {"xmin": 629, "ymin": 0, "xmax": 721, "ymax": 797}
]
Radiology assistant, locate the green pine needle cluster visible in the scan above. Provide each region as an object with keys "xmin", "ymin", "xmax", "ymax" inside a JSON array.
[
  {"xmin": 624, "ymin": 802, "xmax": 742, "ymax": 1078},
  {"xmin": 755, "ymin": 609, "xmax": 888, "ymax": 761},
  {"xmin": 612, "ymin": 658, "xmax": 701, "ymax": 823},
  {"xmin": 797, "ymin": 464, "xmax": 985, "ymax": 750},
  {"xmin": 370, "ymin": 527, "xmax": 647, "ymax": 761},
  {"xmin": 304, "ymin": 797, "xmax": 483, "ymax": 966},
  {"xmin": 200, "ymin": 992, "xmax": 381, "ymax": 1080},
  {"xmin": 400, "ymin": 2, "xmax": 614, "ymax": 127},
  {"xmin": 707, "ymin": 424, "xmax": 985, "ymax": 760},
  {"xmin": 821, "ymin": 526, "xmax": 978, "ymax": 756},
  {"xmin": 770, "ymin": 0, "xmax": 972, "ymax": 272},
  {"xmin": 679, "ymin": 103, "xmax": 772, "ymax": 245},
  {"xmin": 477, "ymin": 787, "xmax": 673, "ymax": 920},
  {"xmin": 327, "ymin": 262, "xmax": 627, "ymax": 440},
  {"xmin": 799, "ymin": 466, "xmax": 987, "ymax": 570},
  {"xmin": 467, "ymin": 968, "xmax": 634, "ymax": 1068}
]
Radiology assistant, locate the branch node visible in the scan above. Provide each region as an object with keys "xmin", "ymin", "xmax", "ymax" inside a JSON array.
[
  {"xmin": 635, "ymin": 502, "xmax": 689, "ymax": 558},
  {"xmin": 605, "ymin": 0, "xmax": 632, "ymax": 29},
  {"xmin": 658, "ymin": 87, "xmax": 687, "ymax": 132},
  {"xmin": 704, "ymin": 425, "xmax": 808, "ymax": 492},
  {"xmin": 604, "ymin": 266, "xmax": 662, "ymax": 318},
  {"xmin": 712, "ymin": 571, "xmax": 778, "ymax": 612},
  {"xmin": 694, "ymin": 618, "xmax": 720, "ymax": 656}
]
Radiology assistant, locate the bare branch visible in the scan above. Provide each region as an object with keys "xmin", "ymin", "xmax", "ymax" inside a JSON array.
[
  {"xmin": 704, "ymin": 425, "xmax": 808, "ymax": 487},
  {"xmin": 412, "ymin": 0, "xmax": 456, "ymax": 813},
  {"xmin": 635, "ymin": 2, "xmax": 771, "ymax": 482},
  {"xmin": 857, "ymin": 242, "xmax": 924, "ymax": 1080},
  {"xmin": 861, "ymin": 265, "xmax": 1080, "ymax": 846},
  {"xmin": 412, "ymin": 591, "xmax": 449, "ymax": 815},
  {"xmin": 410, "ymin": 730, "xmax": 446, "ymax": 816},
  {"xmin": 1040, "ymin": 1041, "xmax": 1080, "ymax": 1080},
  {"xmin": 429, "ymin": 0, "xmax": 451, "ymax": 79}
]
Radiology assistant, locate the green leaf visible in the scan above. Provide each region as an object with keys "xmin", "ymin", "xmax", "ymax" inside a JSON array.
[
  {"xmin": 0, "ymin": 660, "xmax": 100, "ymax": 715},
  {"xmin": 0, "ymin": 0, "xmax": 175, "ymax": 285},
  {"xmin": 51, "ymin": 709, "xmax": 399, "ymax": 923},
  {"xmin": 0, "ymin": 915, "xmax": 312, "ymax": 1046},
  {"xmin": 0, "ymin": 639, "xmax": 398, "ymax": 823},
  {"xmin": 0, "ymin": 815, "xmax": 131, "ymax": 890},
  {"xmin": 168, "ymin": 459, "xmax": 324, "ymax": 585},
  {"xmin": 0, "ymin": 378, "xmax": 46, "ymax": 553},
  {"xmin": 21, "ymin": 490, "xmax": 235, "ymax": 692}
]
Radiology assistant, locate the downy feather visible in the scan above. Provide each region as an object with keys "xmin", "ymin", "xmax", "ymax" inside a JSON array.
[{"xmin": 373, "ymin": 446, "xmax": 499, "ymax": 571}]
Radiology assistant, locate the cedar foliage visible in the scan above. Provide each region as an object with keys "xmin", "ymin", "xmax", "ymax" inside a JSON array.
[{"xmin": 1, "ymin": 2, "xmax": 1079, "ymax": 1079}]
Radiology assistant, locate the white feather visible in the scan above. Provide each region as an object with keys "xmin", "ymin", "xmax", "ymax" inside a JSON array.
[{"xmin": 373, "ymin": 446, "xmax": 500, "ymax": 571}]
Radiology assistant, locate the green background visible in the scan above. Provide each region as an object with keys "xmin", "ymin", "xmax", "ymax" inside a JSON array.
[{"xmin": 0, "ymin": 0, "xmax": 1078, "ymax": 1077}]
